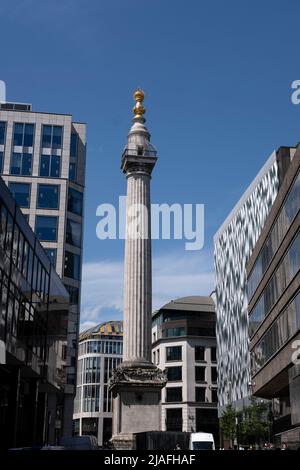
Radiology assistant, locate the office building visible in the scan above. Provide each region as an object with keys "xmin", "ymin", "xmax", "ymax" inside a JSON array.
[
  {"xmin": 73, "ymin": 321, "xmax": 123, "ymax": 446},
  {"xmin": 0, "ymin": 176, "xmax": 69, "ymax": 448},
  {"xmin": 151, "ymin": 296, "xmax": 218, "ymax": 440},
  {"xmin": 247, "ymin": 146, "xmax": 300, "ymax": 449},
  {"xmin": 0, "ymin": 100, "xmax": 86, "ymax": 437},
  {"xmin": 214, "ymin": 147, "xmax": 294, "ymax": 411}
]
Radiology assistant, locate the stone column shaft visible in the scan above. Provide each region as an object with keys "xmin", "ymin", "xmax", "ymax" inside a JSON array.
[{"xmin": 123, "ymin": 170, "xmax": 152, "ymax": 364}]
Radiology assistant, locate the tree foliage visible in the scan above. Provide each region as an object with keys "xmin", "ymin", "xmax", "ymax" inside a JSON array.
[
  {"xmin": 219, "ymin": 404, "xmax": 238, "ymax": 442},
  {"xmin": 220, "ymin": 398, "xmax": 272, "ymax": 446}
]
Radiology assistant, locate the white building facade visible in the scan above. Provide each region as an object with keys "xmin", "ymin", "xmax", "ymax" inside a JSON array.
[{"xmin": 151, "ymin": 296, "xmax": 218, "ymax": 440}]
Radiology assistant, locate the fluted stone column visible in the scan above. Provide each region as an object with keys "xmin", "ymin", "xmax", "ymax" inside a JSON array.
[
  {"xmin": 123, "ymin": 169, "xmax": 152, "ymax": 365},
  {"xmin": 109, "ymin": 90, "xmax": 166, "ymax": 449}
]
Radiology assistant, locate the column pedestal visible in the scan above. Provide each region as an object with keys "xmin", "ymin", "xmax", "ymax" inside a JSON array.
[{"xmin": 109, "ymin": 364, "xmax": 166, "ymax": 449}]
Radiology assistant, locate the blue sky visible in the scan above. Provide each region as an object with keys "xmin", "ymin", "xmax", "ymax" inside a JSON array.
[{"xmin": 1, "ymin": 0, "xmax": 300, "ymax": 329}]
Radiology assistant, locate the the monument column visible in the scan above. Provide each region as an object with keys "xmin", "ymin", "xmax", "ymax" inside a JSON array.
[{"xmin": 109, "ymin": 90, "xmax": 166, "ymax": 450}]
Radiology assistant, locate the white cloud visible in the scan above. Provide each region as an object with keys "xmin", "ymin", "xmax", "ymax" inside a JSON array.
[{"xmin": 80, "ymin": 250, "xmax": 215, "ymax": 331}]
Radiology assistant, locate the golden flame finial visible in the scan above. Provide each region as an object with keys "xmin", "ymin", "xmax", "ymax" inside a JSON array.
[{"xmin": 132, "ymin": 88, "xmax": 146, "ymax": 120}]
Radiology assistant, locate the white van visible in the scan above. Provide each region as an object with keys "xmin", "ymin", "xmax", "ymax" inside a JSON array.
[{"xmin": 189, "ymin": 432, "xmax": 215, "ymax": 450}]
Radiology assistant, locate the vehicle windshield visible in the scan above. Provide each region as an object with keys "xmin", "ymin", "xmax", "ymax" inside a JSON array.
[{"xmin": 192, "ymin": 441, "xmax": 213, "ymax": 450}]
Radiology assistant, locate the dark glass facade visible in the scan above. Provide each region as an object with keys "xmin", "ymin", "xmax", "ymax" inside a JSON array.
[
  {"xmin": 247, "ymin": 150, "xmax": 300, "ymax": 449},
  {"xmin": 0, "ymin": 176, "xmax": 69, "ymax": 449},
  {"xmin": 249, "ymin": 230, "xmax": 300, "ymax": 337},
  {"xmin": 248, "ymin": 170, "xmax": 300, "ymax": 300},
  {"xmin": 251, "ymin": 290, "xmax": 300, "ymax": 374}
]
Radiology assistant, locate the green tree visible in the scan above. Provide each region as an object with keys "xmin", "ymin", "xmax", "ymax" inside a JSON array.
[
  {"xmin": 240, "ymin": 398, "xmax": 271, "ymax": 446},
  {"xmin": 219, "ymin": 404, "xmax": 239, "ymax": 444}
]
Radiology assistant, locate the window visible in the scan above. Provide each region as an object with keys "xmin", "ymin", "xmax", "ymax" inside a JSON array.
[
  {"xmin": 8, "ymin": 183, "xmax": 31, "ymax": 208},
  {"xmin": 70, "ymin": 131, "xmax": 78, "ymax": 158},
  {"xmin": 211, "ymin": 367, "xmax": 217, "ymax": 383},
  {"xmin": 211, "ymin": 347, "xmax": 217, "ymax": 362},
  {"xmin": 68, "ymin": 187, "xmax": 83, "ymax": 216},
  {"xmin": 35, "ymin": 216, "xmax": 58, "ymax": 241},
  {"xmin": 69, "ymin": 162, "xmax": 76, "ymax": 181},
  {"xmin": 211, "ymin": 389, "xmax": 218, "ymax": 403},
  {"xmin": 249, "ymin": 230, "xmax": 300, "ymax": 336},
  {"xmin": 251, "ymin": 290, "xmax": 300, "ymax": 374},
  {"xmin": 195, "ymin": 346, "xmax": 205, "ymax": 361},
  {"xmin": 195, "ymin": 387, "xmax": 206, "ymax": 402},
  {"xmin": 248, "ymin": 170, "xmax": 300, "ymax": 301},
  {"xmin": 44, "ymin": 248, "xmax": 57, "ymax": 268},
  {"xmin": 0, "ymin": 122, "xmax": 6, "ymax": 172},
  {"xmin": 187, "ymin": 326, "xmax": 215, "ymax": 336},
  {"xmin": 37, "ymin": 184, "xmax": 59, "ymax": 209},
  {"xmin": 166, "ymin": 346, "xmax": 182, "ymax": 362},
  {"xmin": 166, "ymin": 387, "xmax": 182, "ymax": 402},
  {"xmin": 137, "ymin": 146, "xmax": 144, "ymax": 156},
  {"xmin": 41, "ymin": 125, "xmax": 63, "ymax": 149},
  {"xmin": 65, "ymin": 285, "xmax": 79, "ymax": 304},
  {"xmin": 166, "ymin": 366, "xmax": 182, "ymax": 381},
  {"xmin": 166, "ymin": 408, "xmax": 182, "ymax": 432},
  {"xmin": 13, "ymin": 123, "xmax": 34, "ymax": 147},
  {"xmin": 64, "ymin": 251, "xmax": 81, "ymax": 280},
  {"xmin": 40, "ymin": 154, "xmax": 61, "ymax": 177},
  {"xmin": 164, "ymin": 327, "xmax": 185, "ymax": 337},
  {"xmin": 66, "ymin": 219, "xmax": 81, "ymax": 247},
  {"xmin": 0, "ymin": 121, "xmax": 6, "ymax": 145},
  {"xmin": 195, "ymin": 366, "xmax": 206, "ymax": 382},
  {"xmin": 10, "ymin": 152, "xmax": 32, "ymax": 175}
]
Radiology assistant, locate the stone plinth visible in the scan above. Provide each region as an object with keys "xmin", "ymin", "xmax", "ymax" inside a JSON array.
[
  {"xmin": 110, "ymin": 433, "xmax": 137, "ymax": 450},
  {"xmin": 109, "ymin": 364, "xmax": 167, "ymax": 449}
]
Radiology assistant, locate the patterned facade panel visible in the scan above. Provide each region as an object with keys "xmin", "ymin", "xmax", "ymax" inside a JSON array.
[{"xmin": 214, "ymin": 158, "xmax": 279, "ymax": 407}]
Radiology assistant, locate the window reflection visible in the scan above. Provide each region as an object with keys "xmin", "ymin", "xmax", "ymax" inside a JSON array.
[
  {"xmin": 249, "ymin": 230, "xmax": 300, "ymax": 337},
  {"xmin": 248, "ymin": 171, "xmax": 300, "ymax": 300}
]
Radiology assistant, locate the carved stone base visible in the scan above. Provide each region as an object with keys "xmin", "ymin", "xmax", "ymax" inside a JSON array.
[
  {"xmin": 109, "ymin": 364, "xmax": 167, "ymax": 435},
  {"xmin": 110, "ymin": 433, "xmax": 137, "ymax": 450}
]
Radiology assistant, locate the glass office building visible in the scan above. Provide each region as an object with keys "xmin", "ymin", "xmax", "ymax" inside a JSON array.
[
  {"xmin": 151, "ymin": 296, "xmax": 218, "ymax": 442},
  {"xmin": 73, "ymin": 321, "xmax": 123, "ymax": 446},
  {"xmin": 0, "ymin": 176, "xmax": 69, "ymax": 448},
  {"xmin": 214, "ymin": 147, "xmax": 294, "ymax": 411},
  {"xmin": 0, "ymin": 101, "xmax": 86, "ymax": 438},
  {"xmin": 247, "ymin": 148, "xmax": 300, "ymax": 449}
]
